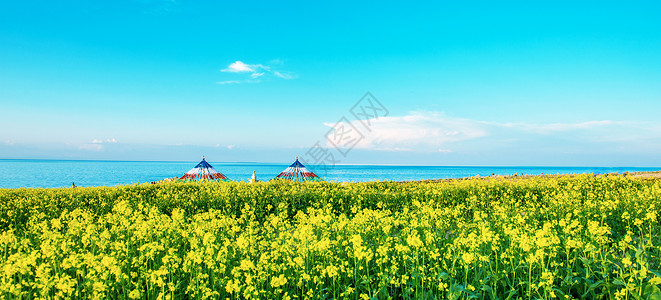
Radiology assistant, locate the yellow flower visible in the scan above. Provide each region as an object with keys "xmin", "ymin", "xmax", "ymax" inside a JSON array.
[
  {"xmin": 622, "ymin": 256, "xmax": 632, "ymax": 267},
  {"xmin": 270, "ymin": 274, "xmax": 288, "ymax": 288},
  {"xmin": 128, "ymin": 289, "xmax": 141, "ymax": 299},
  {"xmin": 406, "ymin": 234, "xmax": 423, "ymax": 248},
  {"xmin": 645, "ymin": 211, "xmax": 657, "ymax": 222},
  {"xmin": 462, "ymin": 253, "xmax": 474, "ymax": 265}
]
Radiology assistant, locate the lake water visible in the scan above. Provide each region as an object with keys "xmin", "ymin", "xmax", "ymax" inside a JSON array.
[{"xmin": 0, "ymin": 159, "xmax": 659, "ymax": 189}]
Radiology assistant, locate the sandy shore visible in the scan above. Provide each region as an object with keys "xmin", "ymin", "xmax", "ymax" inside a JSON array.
[{"xmin": 629, "ymin": 170, "xmax": 661, "ymax": 179}]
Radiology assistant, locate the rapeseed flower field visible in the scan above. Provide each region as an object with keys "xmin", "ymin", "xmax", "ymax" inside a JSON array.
[{"xmin": 0, "ymin": 175, "xmax": 659, "ymax": 299}]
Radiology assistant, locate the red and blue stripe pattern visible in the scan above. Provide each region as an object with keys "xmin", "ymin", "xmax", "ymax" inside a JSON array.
[
  {"xmin": 180, "ymin": 157, "xmax": 228, "ymax": 181},
  {"xmin": 274, "ymin": 157, "xmax": 320, "ymax": 182}
]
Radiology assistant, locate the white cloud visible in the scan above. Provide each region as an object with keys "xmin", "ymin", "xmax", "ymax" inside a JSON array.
[
  {"xmin": 324, "ymin": 112, "xmax": 486, "ymax": 151},
  {"xmin": 213, "ymin": 143, "xmax": 236, "ymax": 149},
  {"xmin": 323, "ymin": 111, "xmax": 645, "ymax": 152},
  {"xmin": 499, "ymin": 120, "xmax": 621, "ymax": 134},
  {"xmin": 219, "ymin": 60, "xmax": 295, "ymax": 83},
  {"xmin": 372, "ymin": 147, "xmax": 414, "ymax": 151},
  {"xmin": 90, "ymin": 138, "xmax": 117, "ymax": 144},
  {"xmin": 81, "ymin": 138, "xmax": 118, "ymax": 151},
  {"xmin": 4, "ymin": 140, "xmax": 14, "ymax": 146},
  {"xmin": 217, "ymin": 80, "xmax": 242, "ymax": 85},
  {"xmin": 222, "ymin": 61, "xmax": 257, "ymax": 73}
]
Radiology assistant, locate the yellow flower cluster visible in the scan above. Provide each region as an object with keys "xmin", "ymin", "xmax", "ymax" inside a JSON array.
[{"xmin": 0, "ymin": 174, "xmax": 660, "ymax": 299}]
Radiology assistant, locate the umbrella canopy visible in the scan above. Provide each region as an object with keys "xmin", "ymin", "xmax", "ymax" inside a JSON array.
[
  {"xmin": 180, "ymin": 156, "xmax": 229, "ymax": 181},
  {"xmin": 274, "ymin": 157, "xmax": 321, "ymax": 182}
]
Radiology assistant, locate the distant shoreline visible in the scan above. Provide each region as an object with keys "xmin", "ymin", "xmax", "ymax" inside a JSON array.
[
  {"xmin": 422, "ymin": 170, "xmax": 661, "ymax": 183},
  {"xmin": 130, "ymin": 170, "xmax": 661, "ymax": 186}
]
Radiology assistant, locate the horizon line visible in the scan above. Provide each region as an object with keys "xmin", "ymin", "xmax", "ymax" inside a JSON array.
[{"xmin": 0, "ymin": 158, "xmax": 660, "ymax": 169}]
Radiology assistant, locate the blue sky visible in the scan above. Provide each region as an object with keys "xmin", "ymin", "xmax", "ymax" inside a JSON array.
[{"xmin": 1, "ymin": 0, "xmax": 660, "ymax": 166}]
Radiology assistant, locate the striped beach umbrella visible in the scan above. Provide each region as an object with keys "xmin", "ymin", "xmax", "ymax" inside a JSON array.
[
  {"xmin": 274, "ymin": 157, "xmax": 321, "ymax": 182},
  {"xmin": 180, "ymin": 156, "xmax": 229, "ymax": 181}
]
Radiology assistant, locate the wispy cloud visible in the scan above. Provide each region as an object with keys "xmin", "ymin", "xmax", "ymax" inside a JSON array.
[
  {"xmin": 273, "ymin": 71, "xmax": 295, "ymax": 79},
  {"xmin": 324, "ymin": 111, "xmax": 654, "ymax": 153},
  {"xmin": 216, "ymin": 80, "xmax": 243, "ymax": 85},
  {"xmin": 80, "ymin": 138, "xmax": 118, "ymax": 151},
  {"xmin": 219, "ymin": 60, "xmax": 296, "ymax": 84},
  {"xmin": 324, "ymin": 112, "xmax": 486, "ymax": 152},
  {"xmin": 498, "ymin": 120, "xmax": 623, "ymax": 134},
  {"xmin": 213, "ymin": 143, "xmax": 236, "ymax": 149}
]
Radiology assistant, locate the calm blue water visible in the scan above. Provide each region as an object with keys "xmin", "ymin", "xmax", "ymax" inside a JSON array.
[{"xmin": 0, "ymin": 159, "xmax": 659, "ymax": 189}]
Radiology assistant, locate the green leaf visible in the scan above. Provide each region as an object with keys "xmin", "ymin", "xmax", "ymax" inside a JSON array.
[
  {"xmin": 613, "ymin": 279, "xmax": 627, "ymax": 286},
  {"xmin": 552, "ymin": 288, "xmax": 567, "ymax": 298},
  {"xmin": 581, "ymin": 280, "xmax": 604, "ymax": 298},
  {"xmin": 481, "ymin": 285, "xmax": 497, "ymax": 300},
  {"xmin": 504, "ymin": 288, "xmax": 518, "ymax": 300},
  {"xmin": 467, "ymin": 292, "xmax": 480, "ymax": 299},
  {"xmin": 644, "ymin": 284, "xmax": 661, "ymax": 300},
  {"xmin": 438, "ymin": 272, "xmax": 449, "ymax": 280},
  {"xmin": 589, "ymin": 280, "xmax": 605, "ymax": 290}
]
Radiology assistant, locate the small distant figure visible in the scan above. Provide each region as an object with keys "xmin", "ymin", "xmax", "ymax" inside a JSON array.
[
  {"xmin": 250, "ymin": 170, "xmax": 257, "ymax": 184},
  {"xmin": 72, "ymin": 182, "xmax": 76, "ymax": 188}
]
